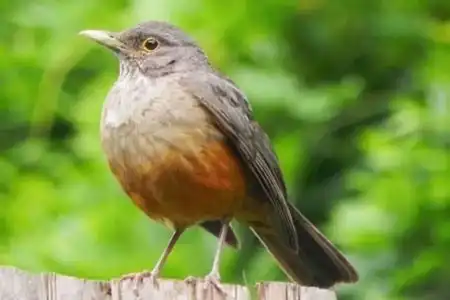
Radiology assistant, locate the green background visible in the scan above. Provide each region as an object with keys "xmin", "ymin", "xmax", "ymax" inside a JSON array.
[{"xmin": 1, "ymin": 0, "xmax": 450, "ymax": 299}]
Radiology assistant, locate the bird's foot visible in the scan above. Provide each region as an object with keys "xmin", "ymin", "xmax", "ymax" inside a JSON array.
[
  {"xmin": 119, "ymin": 270, "xmax": 159, "ymax": 294},
  {"xmin": 203, "ymin": 272, "xmax": 227, "ymax": 296},
  {"xmin": 184, "ymin": 275, "xmax": 198, "ymax": 284}
]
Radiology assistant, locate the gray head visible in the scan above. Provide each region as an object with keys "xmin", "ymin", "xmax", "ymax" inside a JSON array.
[{"xmin": 80, "ymin": 21, "xmax": 210, "ymax": 76}]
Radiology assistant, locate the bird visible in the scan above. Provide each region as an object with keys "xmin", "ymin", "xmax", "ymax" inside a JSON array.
[{"xmin": 79, "ymin": 20, "xmax": 358, "ymax": 290}]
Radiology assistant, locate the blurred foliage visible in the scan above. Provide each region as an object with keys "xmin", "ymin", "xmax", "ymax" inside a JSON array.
[{"xmin": 1, "ymin": 0, "xmax": 450, "ymax": 299}]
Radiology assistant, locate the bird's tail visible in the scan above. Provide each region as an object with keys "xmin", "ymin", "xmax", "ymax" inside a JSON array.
[{"xmin": 247, "ymin": 202, "xmax": 358, "ymax": 288}]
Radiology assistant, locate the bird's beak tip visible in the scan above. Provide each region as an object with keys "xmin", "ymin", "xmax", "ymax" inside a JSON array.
[{"xmin": 79, "ymin": 29, "xmax": 105, "ymax": 38}]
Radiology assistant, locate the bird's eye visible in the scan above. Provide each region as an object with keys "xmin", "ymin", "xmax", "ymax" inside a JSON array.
[{"xmin": 142, "ymin": 37, "xmax": 159, "ymax": 51}]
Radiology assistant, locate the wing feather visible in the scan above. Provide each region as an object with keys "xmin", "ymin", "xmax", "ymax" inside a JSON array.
[{"xmin": 180, "ymin": 72, "xmax": 299, "ymax": 251}]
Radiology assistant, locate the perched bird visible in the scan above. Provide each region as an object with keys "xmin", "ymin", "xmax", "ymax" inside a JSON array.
[{"xmin": 79, "ymin": 21, "xmax": 358, "ymax": 289}]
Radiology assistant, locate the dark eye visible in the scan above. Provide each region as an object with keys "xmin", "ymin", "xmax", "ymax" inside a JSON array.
[{"xmin": 142, "ymin": 37, "xmax": 159, "ymax": 51}]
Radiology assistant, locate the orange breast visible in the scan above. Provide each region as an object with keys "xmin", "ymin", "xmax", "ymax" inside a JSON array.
[{"xmin": 108, "ymin": 135, "xmax": 248, "ymax": 229}]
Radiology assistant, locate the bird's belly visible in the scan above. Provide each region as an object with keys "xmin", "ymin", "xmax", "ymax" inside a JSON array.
[{"xmin": 104, "ymin": 126, "xmax": 248, "ymax": 228}]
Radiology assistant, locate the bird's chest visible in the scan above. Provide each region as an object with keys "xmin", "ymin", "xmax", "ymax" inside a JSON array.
[
  {"xmin": 99, "ymin": 75, "xmax": 242, "ymax": 225},
  {"xmin": 101, "ymin": 76, "xmax": 204, "ymax": 136},
  {"xmin": 100, "ymin": 75, "xmax": 213, "ymax": 165}
]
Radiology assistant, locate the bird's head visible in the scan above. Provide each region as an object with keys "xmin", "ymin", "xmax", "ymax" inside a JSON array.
[{"xmin": 79, "ymin": 21, "xmax": 209, "ymax": 76}]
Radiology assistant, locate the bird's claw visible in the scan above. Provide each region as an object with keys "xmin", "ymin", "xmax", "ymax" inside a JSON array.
[
  {"xmin": 184, "ymin": 275, "xmax": 198, "ymax": 284},
  {"xmin": 119, "ymin": 270, "xmax": 159, "ymax": 294},
  {"xmin": 203, "ymin": 273, "xmax": 227, "ymax": 296}
]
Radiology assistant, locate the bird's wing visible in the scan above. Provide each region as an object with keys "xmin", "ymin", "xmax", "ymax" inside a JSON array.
[{"xmin": 180, "ymin": 71, "xmax": 298, "ymax": 251}]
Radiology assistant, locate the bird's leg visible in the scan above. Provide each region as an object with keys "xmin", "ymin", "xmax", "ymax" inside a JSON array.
[
  {"xmin": 121, "ymin": 228, "xmax": 184, "ymax": 291},
  {"xmin": 204, "ymin": 221, "xmax": 229, "ymax": 291},
  {"xmin": 148, "ymin": 228, "xmax": 185, "ymax": 282}
]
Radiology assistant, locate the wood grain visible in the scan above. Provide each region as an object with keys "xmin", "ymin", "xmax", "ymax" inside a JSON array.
[{"xmin": 0, "ymin": 266, "xmax": 337, "ymax": 300}]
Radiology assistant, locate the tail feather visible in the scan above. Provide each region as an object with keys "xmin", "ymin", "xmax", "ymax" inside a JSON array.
[{"xmin": 248, "ymin": 202, "xmax": 358, "ymax": 288}]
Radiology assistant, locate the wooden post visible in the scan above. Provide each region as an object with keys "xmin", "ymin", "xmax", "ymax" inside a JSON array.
[{"xmin": 0, "ymin": 266, "xmax": 337, "ymax": 299}]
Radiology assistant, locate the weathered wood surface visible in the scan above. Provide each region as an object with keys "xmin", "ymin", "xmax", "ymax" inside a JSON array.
[{"xmin": 0, "ymin": 266, "xmax": 337, "ymax": 300}]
